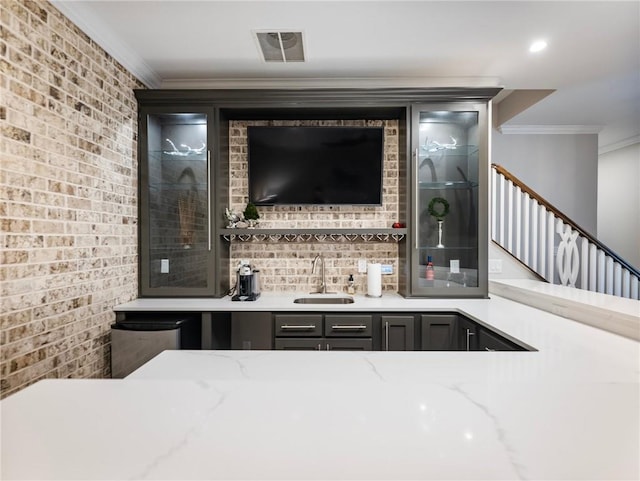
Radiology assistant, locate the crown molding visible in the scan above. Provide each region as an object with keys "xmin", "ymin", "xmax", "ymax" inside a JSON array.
[
  {"xmin": 160, "ymin": 76, "xmax": 503, "ymax": 90},
  {"xmin": 498, "ymin": 125, "xmax": 603, "ymax": 135},
  {"xmin": 598, "ymin": 134, "xmax": 640, "ymax": 155},
  {"xmin": 51, "ymin": 1, "xmax": 161, "ymax": 88}
]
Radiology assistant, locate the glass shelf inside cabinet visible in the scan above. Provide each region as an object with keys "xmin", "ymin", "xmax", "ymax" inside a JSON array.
[
  {"xmin": 148, "ymin": 150, "xmax": 207, "ymax": 161},
  {"xmin": 419, "ymin": 246, "xmax": 476, "ymax": 250},
  {"xmin": 419, "ymin": 180, "xmax": 478, "ymax": 189},
  {"xmin": 418, "ymin": 144, "xmax": 478, "ymax": 157}
]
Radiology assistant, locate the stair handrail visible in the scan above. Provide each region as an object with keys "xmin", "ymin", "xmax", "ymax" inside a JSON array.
[{"xmin": 491, "ymin": 163, "xmax": 640, "ymax": 278}]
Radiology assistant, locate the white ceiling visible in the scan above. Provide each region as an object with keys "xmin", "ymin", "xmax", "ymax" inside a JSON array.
[{"xmin": 53, "ymin": 0, "xmax": 640, "ymax": 151}]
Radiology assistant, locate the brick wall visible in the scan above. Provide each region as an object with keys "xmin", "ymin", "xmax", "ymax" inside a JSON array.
[
  {"xmin": 228, "ymin": 120, "xmax": 401, "ymax": 294},
  {"xmin": 0, "ymin": 0, "xmax": 143, "ymax": 398}
]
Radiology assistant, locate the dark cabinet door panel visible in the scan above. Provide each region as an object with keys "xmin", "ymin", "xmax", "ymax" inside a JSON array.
[
  {"xmin": 477, "ymin": 327, "xmax": 524, "ymax": 351},
  {"xmin": 421, "ymin": 314, "xmax": 457, "ymax": 350},
  {"xmin": 381, "ymin": 315, "xmax": 415, "ymax": 351}
]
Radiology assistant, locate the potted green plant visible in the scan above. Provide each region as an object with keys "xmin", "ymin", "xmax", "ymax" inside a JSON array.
[{"xmin": 243, "ymin": 202, "xmax": 260, "ymax": 228}]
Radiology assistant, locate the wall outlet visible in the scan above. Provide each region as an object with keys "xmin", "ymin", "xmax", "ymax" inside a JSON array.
[
  {"xmin": 381, "ymin": 264, "xmax": 393, "ymax": 274},
  {"xmin": 449, "ymin": 259, "xmax": 460, "ymax": 274},
  {"xmin": 358, "ymin": 259, "xmax": 367, "ymax": 273},
  {"xmin": 160, "ymin": 259, "xmax": 170, "ymax": 274},
  {"xmin": 488, "ymin": 259, "xmax": 502, "ymax": 273}
]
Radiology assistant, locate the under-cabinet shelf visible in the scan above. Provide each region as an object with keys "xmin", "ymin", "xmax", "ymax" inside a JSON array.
[{"xmin": 219, "ymin": 228, "xmax": 407, "ymax": 243}]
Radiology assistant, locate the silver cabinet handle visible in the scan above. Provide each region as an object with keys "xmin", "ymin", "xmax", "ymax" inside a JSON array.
[
  {"xmin": 331, "ymin": 325, "xmax": 367, "ymax": 330},
  {"xmin": 465, "ymin": 328, "xmax": 475, "ymax": 351},
  {"xmin": 326, "ymin": 343, "xmax": 330, "ymax": 350},
  {"xmin": 485, "ymin": 347, "xmax": 495, "ymax": 351},
  {"xmin": 414, "ymin": 148, "xmax": 419, "ymax": 249},
  {"xmin": 317, "ymin": 343, "xmax": 322, "ymax": 350},
  {"xmin": 385, "ymin": 321, "xmax": 389, "ymax": 351},
  {"xmin": 280, "ymin": 324, "xmax": 317, "ymax": 330},
  {"xmin": 207, "ymin": 150, "xmax": 212, "ymax": 252}
]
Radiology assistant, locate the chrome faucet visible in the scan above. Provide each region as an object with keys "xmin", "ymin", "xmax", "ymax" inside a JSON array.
[{"xmin": 311, "ymin": 253, "xmax": 328, "ymax": 294}]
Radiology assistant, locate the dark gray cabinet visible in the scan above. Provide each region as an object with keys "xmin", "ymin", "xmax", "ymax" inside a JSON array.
[
  {"xmin": 404, "ymin": 102, "xmax": 491, "ymax": 298},
  {"xmin": 274, "ymin": 338, "xmax": 372, "ymax": 350},
  {"xmin": 274, "ymin": 313, "xmax": 373, "ymax": 351},
  {"xmin": 274, "ymin": 314, "xmax": 323, "ymax": 337},
  {"xmin": 477, "ymin": 326, "xmax": 526, "ymax": 351},
  {"xmin": 274, "ymin": 338, "xmax": 323, "ymax": 350},
  {"xmin": 421, "ymin": 314, "xmax": 457, "ymax": 350},
  {"xmin": 117, "ymin": 308, "xmax": 531, "ymax": 352},
  {"xmin": 381, "ymin": 315, "xmax": 415, "ymax": 351},
  {"xmin": 138, "ymin": 105, "xmax": 228, "ymax": 297},
  {"xmin": 325, "ymin": 315, "xmax": 372, "ymax": 338}
]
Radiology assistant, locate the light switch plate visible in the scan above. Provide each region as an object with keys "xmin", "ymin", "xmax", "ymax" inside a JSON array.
[
  {"xmin": 160, "ymin": 259, "xmax": 169, "ymax": 274},
  {"xmin": 358, "ymin": 259, "xmax": 367, "ymax": 273}
]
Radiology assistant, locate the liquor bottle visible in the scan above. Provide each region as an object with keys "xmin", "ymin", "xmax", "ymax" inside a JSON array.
[{"xmin": 425, "ymin": 256, "xmax": 435, "ymax": 280}]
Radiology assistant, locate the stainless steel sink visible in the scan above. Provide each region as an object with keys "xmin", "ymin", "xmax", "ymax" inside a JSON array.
[{"xmin": 293, "ymin": 296, "xmax": 354, "ymax": 304}]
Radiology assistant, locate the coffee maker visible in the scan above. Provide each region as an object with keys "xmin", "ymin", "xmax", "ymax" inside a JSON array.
[{"xmin": 231, "ymin": 261, "xmax": 261, "ymax": 301}]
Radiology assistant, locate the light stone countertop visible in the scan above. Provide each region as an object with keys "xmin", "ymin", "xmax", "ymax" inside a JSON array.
[{"xmin": 2, "ymin": 293, "xmax": 639, "ymax": 480}]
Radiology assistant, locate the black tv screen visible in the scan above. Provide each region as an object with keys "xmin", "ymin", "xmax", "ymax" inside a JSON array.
[{"xmin": 247, "ymin": 126, "xmax": 384, "ymax": 205}]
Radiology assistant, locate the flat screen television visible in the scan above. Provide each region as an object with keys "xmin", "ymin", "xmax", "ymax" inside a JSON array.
[{"xmin": 247, "ymin": 126, "xmax": 384, "ymax": 205}]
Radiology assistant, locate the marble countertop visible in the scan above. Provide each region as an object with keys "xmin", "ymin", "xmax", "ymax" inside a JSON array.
[
  {"xmin": 2, "ymin": 294, "xmax": 639, "ymax": 480},
  {"xmin": 113, "ymin": 291, "xmax": 494, "ymax": 312}
]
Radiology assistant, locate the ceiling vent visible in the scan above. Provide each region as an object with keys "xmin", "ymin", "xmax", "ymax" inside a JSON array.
[{"xmin": 255, "ymin": 31, "xmax": 305, "ymax": 63}]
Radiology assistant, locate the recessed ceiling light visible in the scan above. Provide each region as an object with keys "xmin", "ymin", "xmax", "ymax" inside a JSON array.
[{"xmin": 529, "ymin": 40, "xmax": 548, "ymax": 53}]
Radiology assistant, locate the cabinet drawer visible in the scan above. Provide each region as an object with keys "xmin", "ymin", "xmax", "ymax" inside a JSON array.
[
  {"xmin": 324, "ymin": 315, "xmax": 372, "ymax": 337},
  {"xmin": 325, "ymin": 338, "xmax": 372, "ymax": 351},
  {"xmin": 275, "ymin": 338, "xmax": 322, "ymax": 350},
  {"xmin": 274, "ymin": 314, "xmax": 323, "ymax": 337}
]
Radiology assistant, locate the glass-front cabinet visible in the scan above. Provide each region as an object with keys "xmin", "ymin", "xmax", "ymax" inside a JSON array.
[
  {"xmin": 409, "ymin": 103, "xmax": 489, "ymax": 297},
  {"xmin": 139, "ymin": 107, "xmax": 217, "ymax": 296}
]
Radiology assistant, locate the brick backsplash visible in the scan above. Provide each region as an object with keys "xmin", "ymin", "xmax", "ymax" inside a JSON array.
[
  {"xmin": 228, "ymin": 120, "xmax": 400, "ymax": 293},
  {"xmin": 0, "ymin": 0, "xmax": 143, "ymax": 398}
]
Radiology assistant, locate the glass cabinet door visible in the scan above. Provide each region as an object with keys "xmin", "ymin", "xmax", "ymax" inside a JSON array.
[
  {"xmin": 139, "ymin": 109, "xmax": 214, "ymax": 296},
  {"xmin": 410, "ymin": 104, "xmax": 488, "ymax": 297}
]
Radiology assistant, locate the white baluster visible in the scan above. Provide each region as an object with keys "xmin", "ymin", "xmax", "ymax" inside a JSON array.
[
  {"xmin": 580, "ymin": 237, "xmax": 589, "ymax": 291},
  {"xmin": 589, "ymin": 244, "xmax": 597, "ymax": 291},
  {"xmin": 538, "ymin": 205, "xmax": 546, "ymax": 277},
  {"xmin": 499, "ymin": 174, "xmax": 505, "ymax": 246},
  {"xmin": 613, "ymin": 263, "xmax": 622, "ymax": 297},
  {"xmin": 523, "ymin": 194, "xmax": 530, "ymax": 266},
  {"xmin": 547, "ymin": 212, "xmax": 555, "ymax": 284},
  {"xmin": 491, "ymin": 168, "xmax": 498, "ymax": 241},
  {"xmin": 622, "ymin": 269, "xmax": 631, "ymax": 298},
  {"xmin": 631, "ymin": 276, "xmax": 639, "ymax": 300},
  {"xmin": 556, "ymin": 221, "xmax": 580, "ymax": 287},
  {"xmin": 605, "ymin": 257, "xmax": 614, "ymax": 295},
  {"xmin": 597, "ymin": 251, "xmax": 606, "ymax": 293},
  {"xmin": 531, "ymin": 199, "xmax": 538, "ymax": 271},
  {"xmin": 507, "ymin": 179, "xmax": 513, "ymax": 252},
  {"xmin": 515, "ymin": 186, "xmax": 522, "ymax": 258}
]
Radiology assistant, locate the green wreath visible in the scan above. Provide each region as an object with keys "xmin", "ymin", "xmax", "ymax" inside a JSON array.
[{"xmin": 428, "ymin": 197, "xmax": 450, "ymax": 220}]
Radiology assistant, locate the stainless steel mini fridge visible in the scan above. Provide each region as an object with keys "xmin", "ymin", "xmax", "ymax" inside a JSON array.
[{"xmin": 110, "ymin": 316, "xmax": 200, "ymax": 378}]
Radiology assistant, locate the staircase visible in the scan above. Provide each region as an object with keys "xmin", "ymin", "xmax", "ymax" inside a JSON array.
[{"xmin": 491, "ymin": 164, "xmax": 640, "ymax": 300}]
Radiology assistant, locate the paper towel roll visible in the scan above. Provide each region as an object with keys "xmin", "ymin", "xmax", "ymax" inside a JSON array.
[{"xmin": 367, "ymin": 263, "xmax": 382, "ymax": 297}]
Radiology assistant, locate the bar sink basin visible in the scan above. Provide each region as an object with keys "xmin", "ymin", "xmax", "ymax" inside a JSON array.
[{"xmin": 293, "ymin": 296, "xmax": 354, "ymax": 304}]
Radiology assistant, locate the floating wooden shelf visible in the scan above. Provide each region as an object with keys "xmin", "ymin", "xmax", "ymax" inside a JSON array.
[{"xmin": 219, "ymin": 228, "xmax": 407, "ymax": 243}]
